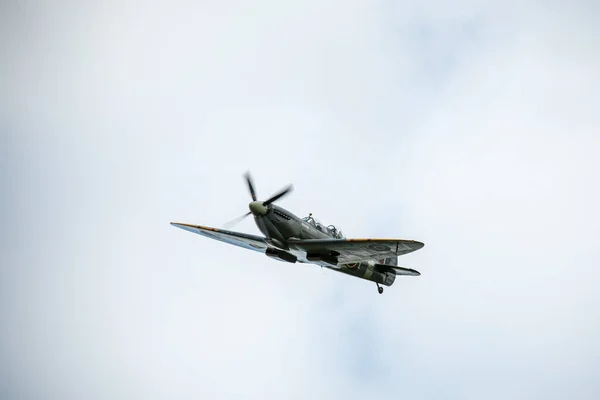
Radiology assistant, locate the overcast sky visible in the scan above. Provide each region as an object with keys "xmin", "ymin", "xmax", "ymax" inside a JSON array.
[{"xmin": 2, "ymin": 1, "xmax": 599, "ymax": 399}]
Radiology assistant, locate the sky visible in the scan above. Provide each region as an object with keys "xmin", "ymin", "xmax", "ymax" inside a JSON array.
[{"xmin": 1, "ymin": 0, "xmax": 600, "ymax": 399}]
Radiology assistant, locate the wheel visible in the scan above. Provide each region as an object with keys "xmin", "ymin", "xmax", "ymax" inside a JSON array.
[{"xmin": 378, "ymin": 286, "xmax": 384, "ymax": 294}]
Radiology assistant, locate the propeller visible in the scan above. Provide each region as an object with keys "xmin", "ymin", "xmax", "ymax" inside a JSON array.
[
  {"xmin": 222, "ymin": 172, "xmax": 293, "ymax": 229},
  {"xmin": 263, "ymin": 184, "xmax": 293, "ymax": 206},
  {"xmin": 223, "ymin": 211, "xmax": 251, "ymax": 229},
  {"xmin": 244, "ymin": 172, "xmax": 257, "ymax": 201}
]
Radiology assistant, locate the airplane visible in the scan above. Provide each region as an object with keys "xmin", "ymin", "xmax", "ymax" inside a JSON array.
[{"xmin": 171, "ymin": 173, "xmax": 425, "ymax": 294}]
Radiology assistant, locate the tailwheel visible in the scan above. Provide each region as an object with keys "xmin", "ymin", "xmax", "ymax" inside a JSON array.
[{"xmin": 377, "ymin": 283, "xmax": 384, "ymax": 294}]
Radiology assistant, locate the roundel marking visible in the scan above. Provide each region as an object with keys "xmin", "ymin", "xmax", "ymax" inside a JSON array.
[
  {"xmin": 346, "ymin": 263, "xmax": 358, "ymax": 269},
  {"xmin": 369, "ymin": 243, "xmax": 390, "ymax": 251}
]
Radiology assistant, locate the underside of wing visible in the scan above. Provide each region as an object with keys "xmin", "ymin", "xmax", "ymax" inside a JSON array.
[
  {"xmin": 288, "ymin": 238, "xmax": 424, "ymax": 264},
  {"xmin": 170, "ymin": 222, "xmax": 268, "ymax": 253}
]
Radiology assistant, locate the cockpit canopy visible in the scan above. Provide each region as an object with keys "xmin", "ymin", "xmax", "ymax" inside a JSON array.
[{"xmin": 302, "ymin": 215, "xmax": 345, "ymax": 239}]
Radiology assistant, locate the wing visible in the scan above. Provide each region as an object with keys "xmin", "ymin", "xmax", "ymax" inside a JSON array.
[
  {"xmin": 170, "ymin": 222, "xmax": 268, "ymax": 253},
  {"xmin": 288, "ymin": 238, "xmax": 424, "ymax": 264}
]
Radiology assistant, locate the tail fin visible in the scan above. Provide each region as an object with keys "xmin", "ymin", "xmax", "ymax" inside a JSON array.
[{"xmin": 379, "ymin": 256, "xmax": 398, "ymax": 266}]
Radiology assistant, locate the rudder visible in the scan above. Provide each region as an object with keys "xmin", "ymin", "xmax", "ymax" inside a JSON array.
[{"xmin": 379, "ymin": 256, "xmax": 398, "ymax": 266}]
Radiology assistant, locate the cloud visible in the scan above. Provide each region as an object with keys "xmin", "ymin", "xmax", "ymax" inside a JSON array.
[{"xmin": 2, "ymin": 0, "xmax": 599, "ymax": 399}]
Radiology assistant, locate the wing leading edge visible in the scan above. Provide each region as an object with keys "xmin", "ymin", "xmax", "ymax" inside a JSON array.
[{"xmin": 170, "ymin": 223, "xmax": 268, "ymax": 253}]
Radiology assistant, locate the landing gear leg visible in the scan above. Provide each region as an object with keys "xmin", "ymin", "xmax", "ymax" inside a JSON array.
[{"xmin": 376, "ymin": 283, "xmax": 384, "ymax": 294}]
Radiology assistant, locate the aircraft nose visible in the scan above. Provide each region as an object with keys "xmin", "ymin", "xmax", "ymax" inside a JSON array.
[{"xmin": 249, "ymin": 201, "xmax": 268, "ymax": 216}]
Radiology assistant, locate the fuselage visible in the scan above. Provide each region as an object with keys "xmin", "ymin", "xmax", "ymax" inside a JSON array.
[{"xmin": 253, "ymin": 204, "xmax": 338, "ymax": 244}]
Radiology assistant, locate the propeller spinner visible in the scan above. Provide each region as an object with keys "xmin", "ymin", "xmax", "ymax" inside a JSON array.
[{"xmin": 223, "ymin": 172, "xmax": 293, "ymax": 228}]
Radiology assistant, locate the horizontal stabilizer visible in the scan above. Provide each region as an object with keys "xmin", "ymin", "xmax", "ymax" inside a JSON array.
[{"xmin": 375, "ymin": 264, "xmax": 420, "ymax": 276}]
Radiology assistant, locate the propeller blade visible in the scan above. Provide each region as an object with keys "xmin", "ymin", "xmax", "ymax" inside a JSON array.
[
  {"xmin": 223, "ymin": 211, "xmax": 251, "ymax": 229},
  {"xmin": 263, "ymin": 184, "xmax": 293, "ymax": 206},
  {"xmin": 244, "ymin": 172, "xmax": 257, "ymax": 201}
]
